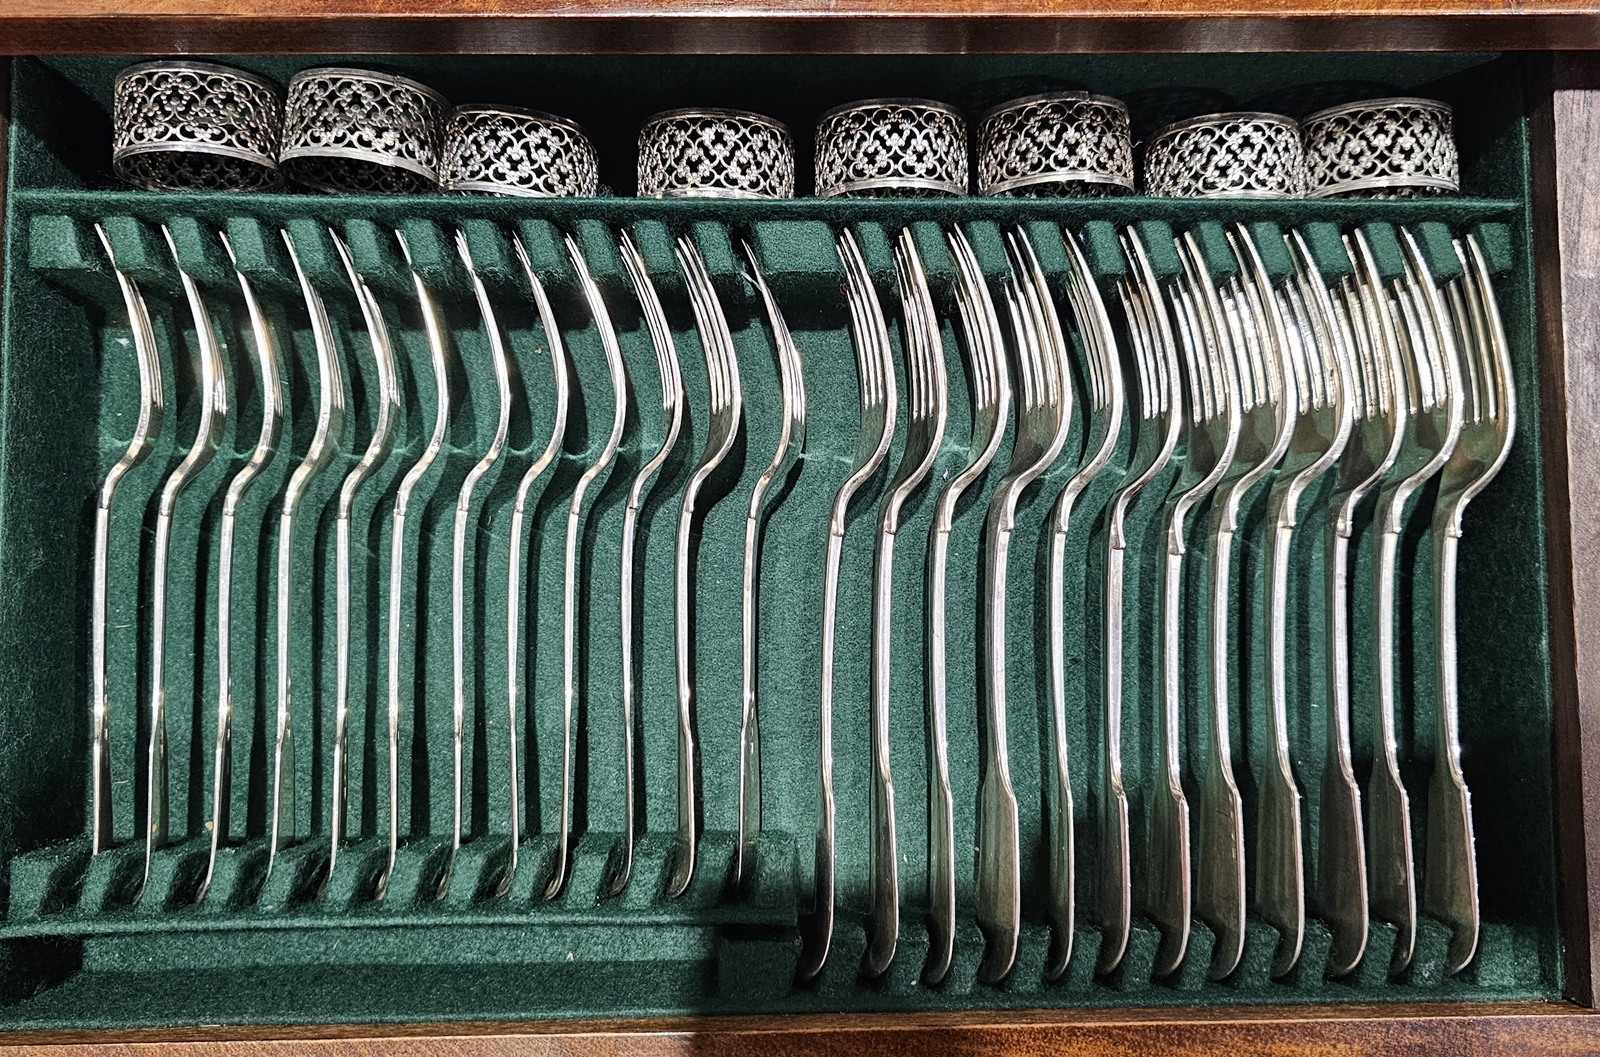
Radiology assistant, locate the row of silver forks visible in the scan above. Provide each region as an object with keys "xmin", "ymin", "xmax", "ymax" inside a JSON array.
[{"xmin": 86, "ymin": 213, "xmax": 1512, "ymax": 987}]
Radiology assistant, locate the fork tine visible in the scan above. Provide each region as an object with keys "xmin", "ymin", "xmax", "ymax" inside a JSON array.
[{"xmin": 1461, "ymin": 235, "xmax": 1508, "ymax": 424}]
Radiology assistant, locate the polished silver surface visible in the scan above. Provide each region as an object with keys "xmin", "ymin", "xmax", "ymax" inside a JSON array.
[
  {"xmin": 798, "ymin": 228, "xmax": 896, "ymax": 982},
  {"xmin": 1144, "ymin": 112, "xmax": 1307, "ymax": 199},
  {"xmin": 280, "ymin": 66, "xmax": 447, "ymax": 194},
  {"xmin": 89, "ymin": 224, "xmax": 166, "ymax": 858},
  {"xmin": 977, "ymin": 92, "xmax": 1134, "ymax": 197},
  {"xmin": 113, "ymin": 60, "xmax": 283, "ymax": 191},
  {"xmin": 638, "ymin": 108, "xmax": 795, "ymax": 199},
  {"xmin": 144, "ymin": 224, "xmax": 230, "ymax": 899},
  {"xmin": 736, "ymin": 242, "xmax": 807, "ymax": 890},
  {"xmin": 815, "ymin": 98, "xmax": 968, "ymax": 198},
  {"xmin": 923, "ymin": 225, "xmax": 1011, "ymax": 986},
  {"xmin": 441, "ymin": 105, "xmax": 599, "ymax": 198},
  {"xmin": 1303, "ymin": 97, "xmax": 1458, "ymax": 199}
]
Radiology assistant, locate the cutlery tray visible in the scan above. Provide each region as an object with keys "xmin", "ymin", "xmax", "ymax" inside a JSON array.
[{"xmin": 0, "ymin": 51, "xmax": 1560, "ymax": 1027}]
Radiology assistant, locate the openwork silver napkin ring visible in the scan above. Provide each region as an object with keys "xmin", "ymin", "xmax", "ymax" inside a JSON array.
[
  {"xmin": 977, "ymin": 91, "xmax": 1133, "ymax": 197},
  {"xmin": 815, "ymin": 98, "xmax": 968, "ymax": 198},
  {"xmin": 638, "ymin": 108, "xmax": 796, "ymax": 199},
  {"xmin": 441, "ymin": 105, "xmax": 599, "ymax": 198},
  {"xmin": 1302, "ymin": 97, "xmax": 1459, "ymax": 199},
  {"xmin": 1143, "ymin": 112, "xmax": 1308, "ymax": 199},
  {"xmin": 280, "ymin": 67, "xmax": 448, "ymax": 195},
  {"xmin": 113, "ymin": 60, "xmax": 284, "ymax": 192}
]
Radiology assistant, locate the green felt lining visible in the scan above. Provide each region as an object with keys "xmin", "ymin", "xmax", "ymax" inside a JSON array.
[{"xmin": 0, "ymin": 51, "xmax": 1560, "ymax": 1029}]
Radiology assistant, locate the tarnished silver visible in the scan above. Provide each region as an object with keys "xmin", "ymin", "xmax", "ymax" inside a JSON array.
[
  {"xmin": 144, "ymin": 224, "xmax": 230, "ymax": 900},
  {"xmin": 668, "ymin": 236, "xmax": 745, "ymax": 899},
  {"xmin": 638, "ymin": 108, "xmax": 796, "ymax": 199},
  {"xmin": 736, "ymin": 242, "xmax": 807, "ymax": 890},
  {"xmin": 1255, "ymin": 230, "xmax": 1355, "ymax": 976},
  {"xmin": 864, "ymin": 228, "xmax": 949, "ymax": 977},
  {"xmin": 200, "ymin": 230, "xmax": 283, "ymax": 903},
  {"xmin": 113, "ymin": 60, "xmax": 284, "ymax": 192},
  {"xmin": 1303, "ymin": 98, "xmax": 1459, "ymax": 199},
  {"xmin": 612, "ymin": 231, "xmax": 683, "ymax": 896},
  {"xmin": 977, "ymin": 229, "xmax": 1072, "ymax": 984},
  {"xmin": 815, "ymin": 99, "xmax": 968, "ymax": 198},
  {"xmin": 1045, "ymin": 227, "xmax": 1125, "ymax": 979},
  {"xmin": 1367, "ymin": 228, "xmax": 1464, "ymax": 973},
  {"xmin": 504, "ymin": 235, "xmax": 571, "ymax": 898},
  {"xmin": 977, "ymin": 92, "xmax": 1134, "ymax": 198},
  {"xmin": 924, "ymin": 225, "xmax": 1010, "ymax": 986},
  {"xmin": 280, "ymin": 67, "xmax": 447, "ymax": 194},
  {"xmin": 268, "ymin": 228, "xmax": 347, "ymax": 885},
  {"xmin": 1427, "ymin": 233, "xmax": 1515, "ymax": 975},
  {"xmin": 548, "ymin": 234, "xmax": 629, "ymax": 900},
  {"xmin": 443, "ymin": 230, "xmax": 516, "ymax": 899},
  {"xmin": 798, "ymin": 228, "xmax": 896, "ymax": 982},
  {"xmin": 1143, "ymin": 112, "xmax": 1308, "ymax": 199},
  {"xmin": 441, "ymin": 105, "xmax": 600, "ymax": 198},
  {"xmin": 90, "ymin": 224, "xmax": 166, "ymax": 857}
]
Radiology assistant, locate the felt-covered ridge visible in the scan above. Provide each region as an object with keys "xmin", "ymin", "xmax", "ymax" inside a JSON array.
[{"xmin": 0, "ymin": 52, "xmax": 1561, "ymax": 1028}]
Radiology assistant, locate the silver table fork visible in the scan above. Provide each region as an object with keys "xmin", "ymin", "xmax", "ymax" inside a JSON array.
[
  {"xmin": 798, "ymin": 228, "xmax": 896, "ymax": 982},
  {"xmin": 1097, "ymin": 226, "xmax": 1182, "ymax": 975},
  {"xmin": 1367, "ymin": 227, "xmax": 1464, "ymax": 972},
  {"xmin": 977, "ymin": 228, "xmax": 1072, "ymax": 984},
  {"xmin": 923, "ymin": 225, "xmax": 1010, "ymax": 986},
  {"xmin": 90, "ymin": 224, "xmax": 165, "ymax": 856},
  {"xmin": 1255, "ymin": 230, "xmax": 1354, "ymax": 975},
  {"xmin": 1319, "ymin": 228, "xmax": 1405, "ymax": 975},
  {"xmin": 1045, "ymin": 226, "xmax": 1125, "ymax": 979},
  {"xmin": 1426, "ymin": 233, "xmax": 1515, "ymax": 974},
  {"xmin": 668, "ymin": 235, "xmax": 744, "ymax": 899},
  {"xmin": 612, "ymin": 230, "xmax": 684, "ymax": 896},
  {"xmin": 864, "ymin": 228, "xmax": 949, "ymax": 976},
  {"xmin": 737, "ymin": 242, "xmax": 807, "ymax": 889},
  {"xmin": 146, "ymin": 224, "xmax": 230, "ymax": 898}
]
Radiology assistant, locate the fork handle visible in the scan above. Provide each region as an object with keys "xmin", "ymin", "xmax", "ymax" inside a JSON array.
[
  {"xmin": 866, "ymin": 527, "xmax": 901, "ymax": 977},
  {"xmin": 1319, "ymin": 522, "xmax": 1369, "ymax": 977},
  {"xmin": 1369, "ymin": 526, "xmax": 1418, "ymax": 971},
  {"xmin": 978, "ymin": 523, "xmax": 1021, "ymax": 985},
  {"xmin": 1258, "ymin": 518, "xmax": 1306, "ymax": 976},
  {"xmin": 1197, "ymin": 525, "xmax": 1246, "ymax": 980},
  {"xmin": 798, "ymin": 526, "xmax": 846, "ymax": 981},
  {"xmin": 1149, "ymin": 544, "xmax": 1192, "ymax": 977},
  {"xmin": 924, "ymin": 526, "xmax": 958, "ymax": 986},
  {"xmin": 1048, "ymin": 525, "xmax": 1080, "ymax": 979}
]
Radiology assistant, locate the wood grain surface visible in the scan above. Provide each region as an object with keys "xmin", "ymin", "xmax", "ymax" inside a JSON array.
[{"xmin": 4, "ymin": 0, "xmax": 1600, "ymax": 55}]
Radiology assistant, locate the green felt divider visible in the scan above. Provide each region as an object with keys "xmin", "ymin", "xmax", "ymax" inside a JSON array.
[{"xmin": 0, "ymin": 51, "xmax": 1560, "ymax": 1028}]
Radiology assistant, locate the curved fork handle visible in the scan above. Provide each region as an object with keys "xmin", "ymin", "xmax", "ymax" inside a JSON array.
[
  {"xmin": 1319, "ymin": 525, "xmax": 1370, "ymax": 977},
  {"xmin": 1258, "ymin": 519, "xmax": 1306, "ymax": 976},
  {"xmin": 797, "ymin": 527, "xmax": 846, "ymax": 982},
  {"xmin": 1197, "ymin": 526, "xmax": 1246, "ymax": 980},
  {"xmin": 1370, "ymin": 528, "xmax": 1418, "ymax": 972}
]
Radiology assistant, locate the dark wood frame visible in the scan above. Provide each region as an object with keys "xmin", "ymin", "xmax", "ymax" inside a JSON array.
[{"xmin": 1, "ymin": 25, "xmax": 1598, "ymax": 1055}]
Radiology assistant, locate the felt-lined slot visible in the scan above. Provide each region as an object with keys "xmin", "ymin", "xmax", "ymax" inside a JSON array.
[{"xmin": 0, "ymin": 49, "xmax": 1559, "ymax": 1028}]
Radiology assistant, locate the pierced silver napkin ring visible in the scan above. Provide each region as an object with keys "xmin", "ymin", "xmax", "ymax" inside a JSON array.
[
  {"xmin": 113, "ymin": 60, "xmax": 284, "ymax": 192},
  {"xmin": 638, "ymin": 108, "xmax": 796, "ymax": 199},
  {"xmin": 280, "ymin": 67, "xmax": 448, "ymax": 195},
  {"xmin": 1302, "ymin": 97, "xmax": 1459, "ymax": 199},
  {"xmin": 441, "ymin": 105, "xmax": 599, "ymax": 197},
  {"xmin": 1143, "ymin": 111, "xmax": 1308, "ymax": 199},
  {"xmin": 977, "ymin": 91, "xmax": 1133, "ymax": 197},
  {"xmin": 815, "ymin": 98, "xmax": 968, "ymax": 198}
]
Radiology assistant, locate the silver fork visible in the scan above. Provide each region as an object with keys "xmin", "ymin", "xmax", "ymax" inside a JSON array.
[
  {"xmin": 1425, "ymin": 232, "xmax": 1513, "ymax": 974},
  {"xmin": 504, "ymin": 235, "xmax": 570, "ymax": 899},
  {"xmin": 667, "ymin": 235, "xmax": 744, "ymax": 900},
  {"xmin": 1097, "ymin": 226, "xmax": 1182, "ymax": 975},
  {"xmin": 1319, "ymin": 228, "xmax": 1404, "ymax": 975},
  {"xmin": 1151, "ymin": 233, "xmax": 1242, "ymax": 977},
  {"xmin": 1255, "ymin": 230, "xmax": 1355, "ymax": 975},
  {"xmin": 798, "ymin": 227, "xmax": 896, "ymax": 982},
  {"xmin": 612, "ymin": 230, "xmax": 684, "ymax": 896},
  {"xmin": 863, "ymin": 228, "xmax": 949, "ymax": 977},
  {"xmin": 923, "ymin": 225, "xmax": 1010, "ymax": 986},
  {"xmin": 90, "ymin": 224, "xmax": 166, "ymax": 856},
  {"xmin": 1194, "ymin": 224, "xmax": 1298, "ymax": 980},
  {"xmin": 144, "ymin": 223, "xmax": 230, "ymax": 899},
  {"xmin": 1367, "ymin": 227, "xmax": 1464, "ymax": 972},
  {"xmin": 379, "ymin": 229, "xmax": 452, "ymax": 901},
  {"xmin": 444, "ymin": 231, "xmax": 516, "ymax": 899},
  {"xmin": 548, "ymin": 234, "xmax": 630, "ymax": 900},
  {"xmin": 976, "ymin": 228, "xmax": 1072, "ymax": 984},
  {"xmin": 325, "ymin": 229, "xmax": 401, "ymax": 889},
  {"xmin": 736, "ymin": 241, "xmax": 807, "ymax": 890},
  {"xmin": 200, "ymin": 230, "xmax": 282, "ymax": 902},
  {"xmin": 1044, "ymin": 227, "xmax": 1126, "ymax": 978}
]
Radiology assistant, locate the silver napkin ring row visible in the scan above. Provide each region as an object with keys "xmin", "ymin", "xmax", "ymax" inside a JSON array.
[{"xmin": 111, "ymin": 61, "xmax": 1459, "ymax": 200}]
